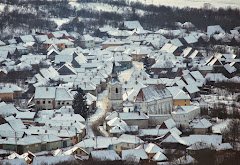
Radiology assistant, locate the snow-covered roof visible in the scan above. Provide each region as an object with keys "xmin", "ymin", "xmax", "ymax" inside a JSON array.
[
  {"xmin": 207, "ymin": 25, "xmax": 225, "ymax": 37},
  {"xmin": 32, "ymin": 155, "xmax": 75, "ymax": 165},
  {"xmin": 124, "ymin": 20, "xmax": 143, "ymax": 30},
  {"xmin": 122, "ymin": 149, "xmax": 148, "ymax": 162},
  {"xmin": 192, "ymin": 118, "xmax": 212, "ymax": 129},
  {"xmin": 182, "ymin": 134, "xmax": 222, "ymax": 146},
  {"xmin": 16, "ymin": 111, "xmax": 36, "ymax": 120},
  {"xmin": 162, "ymin": 118, "xmax": 177, "ymax": 129},
  {"xmin": 184, "ymin": 84, "xmax": 200, "ymax": 94},
  {"xmin": 152, "ymin": 151, "xmax": 168, "ymax": 162},
  {"xmin": 135, "ymin": 85, "xmax": 172, "ymax": 102},
  {"xmin": 105, "ymin": 111, "xmax": 149, "ymax": 121},
  {"xmin": 0, "ymin": 103, "xmax": 18, "ymax": 117},
  {"xmin": 34, "ymin": 87, "xmax": 73, "ymax": 101},
  {"xmin": 162, "ymin": 132, "xmax": 187, "ymax": 145},
  {"xmin": 118, "ymin": 134, "xmax": 144, "ymax": 144},
  {"xmin": 19, "ymin": 35, "xmax": 35, "ymax": 43},
  {"xmin": 90, "ymin": 150, "xmax": 121, "ymax": 161},
  {"xmin": 174, "ymin": 155, "xmax": 197, "ymax": 164},
  {"xmin": 205, "ymin": 73, "xmax": 228, "ymax": 82},
  {"xmin": 173, "ymin": 106, "xmax": 200, "ymax": 114},
  {"xmin": 167, "ymin": 87, "xmax": 190, "ymax": 100},
  {"xmin": 145, "ymin": 143, "xmax": 164, "ymax": 154}
]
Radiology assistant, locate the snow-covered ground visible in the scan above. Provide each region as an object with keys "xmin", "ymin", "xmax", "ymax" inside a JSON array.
[
  {"xmin": 119, "ymin": 61, "xmax": 144, "ymax": 82},
  {"xmin": 50, "ymin": 18, "xmax": 71, "ymax": 29},
  {"xmin": 69, "ymin": 2, "xmax": 145, "ymax": 16},
  {"xmin": 129, "ymin": 0, "xmax": 240, "ymax": 9},
  {"xmin": 88, "ymin": 89, "xmax": 108, "ymax": 123}
]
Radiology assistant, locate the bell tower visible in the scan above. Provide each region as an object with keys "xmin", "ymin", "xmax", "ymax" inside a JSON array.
[{"xmin": 108, "ymin": 62, "xmax": 123, "ymax": 111}]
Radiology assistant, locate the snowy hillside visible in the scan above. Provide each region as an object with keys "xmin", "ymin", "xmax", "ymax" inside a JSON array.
[{"xmin": 129, "ymin": 0, "xmax": 240, "ymax": 9}]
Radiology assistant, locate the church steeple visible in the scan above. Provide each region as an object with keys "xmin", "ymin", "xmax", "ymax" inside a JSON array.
[
  {"xmin": 111, "ymin": 61, "xmax": 119, "ymax": 83},
  {"xmin": 108, "ymin": 61, "xmax": 123, "ymax": 111}
]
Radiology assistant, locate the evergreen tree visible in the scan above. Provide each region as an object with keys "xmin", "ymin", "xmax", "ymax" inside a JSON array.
[{"xmin": 72, "ymin": 88, "xmax": 89, "ymax": 119}]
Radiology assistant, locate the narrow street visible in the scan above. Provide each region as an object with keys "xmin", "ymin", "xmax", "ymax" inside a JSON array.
[{"xmin": 86, "ymin": 89, "xmax": 109, "ymax": 137}]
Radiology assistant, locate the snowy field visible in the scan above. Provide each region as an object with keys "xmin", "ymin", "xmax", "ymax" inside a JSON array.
[
  {"xmin": 69, "ymin": 2, "xmax": 145, "ymax": 15},
  {"xmin": 129, "ymin": 0, "xmax": 240, "ymax": 9}
]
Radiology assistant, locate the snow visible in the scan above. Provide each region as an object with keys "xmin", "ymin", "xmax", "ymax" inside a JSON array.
[
  {"xmin": 50, "ymin": 18, "xmax": 71, "ymax": 29},
  {"xmin": 88, "ymin": 89, "xmax": 108, "ymax": 123},
  {"xmin": 129, "ymin": 0, "xmax": 240, "ymax": 9}
]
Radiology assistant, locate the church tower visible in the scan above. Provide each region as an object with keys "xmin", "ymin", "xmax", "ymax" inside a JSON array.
[{"xmin": 108, "ymin": 62, "xmax": 123, "ymax": 111}]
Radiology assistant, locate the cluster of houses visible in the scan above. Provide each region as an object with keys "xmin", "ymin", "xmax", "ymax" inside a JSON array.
[{"xmin": 0, "ymin": 20, "xmax": 239, "ymax": 164}]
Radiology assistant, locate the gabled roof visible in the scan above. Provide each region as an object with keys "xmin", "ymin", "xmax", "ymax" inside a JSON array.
[
  {"xmin": 90, "ymin": 150, "xmax": 121, "ymax": 161},
  {"xmin": 167, "ymin": 87, "xmax": 190, "ymax": 100},
  {"xmin": 135, "ymin": 85, "xmax": 172, "ymax": 102},
  {"xmin": 192, "ymin": 118, "xmax": 212, "ymax": 129},
  {"xmin": 162, "ymin": 132, "xmax": 187, "ymax": 145},
  {"xmin": 184, "ymin": 84, "xmax": 200, "ymax": 94},
  {"xmin": 161, "ymin": 118, "xmax": 177, "ymax": 129},
  {"xmin": 207, "ymin": 25, "xmax": 225, "ymax": 37},
  {"xmin": 152, "ymin": 151, "xmax": 168, "ymax": 162},
  {"xmin": 145, "ymin": 143, "xmax": 164, "ymax": 154},
  {"xmin": 123, "ymin": 20, "xmax": 143, "ymax": 30},
  {"xmin": 122, "ymin": 149, "xmax": 148, "ymax": 161}
]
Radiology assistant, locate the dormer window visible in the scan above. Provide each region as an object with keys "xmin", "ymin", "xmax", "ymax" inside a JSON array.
[{"xmin": 116, "ymin": 88, "xmax": 119, "ymax": 94}]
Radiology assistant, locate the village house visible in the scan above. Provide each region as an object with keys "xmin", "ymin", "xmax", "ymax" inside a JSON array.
[
  {"xmin": 167, "ymin": 87, "xmax": 191, "ymax": 106},
  {"xmin": 105, "ymin": 111, "xmax": 149, "ymax": 129},
  {"xmin": 191, "ymin": 118, "xmax": 213, "ymax": 134},
  {"xmin": 172, "ymin": 105, "xmax": 201, "ymax": 127},
  {"xmin": 0, "ymin": 84, "xmax": 23, "ymax": 102},
  {"xmin": 34, "ymin": 86, "xmax": 73, "ymax": 110}
]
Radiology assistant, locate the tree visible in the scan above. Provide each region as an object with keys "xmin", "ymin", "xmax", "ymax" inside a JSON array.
[
  {"xmin": 72, "ymin": 88, "xmax": 89, "ymax": 119},
  {"xmin": 223, "ymin": 119, "xmax": 240, "ymax": 149}
]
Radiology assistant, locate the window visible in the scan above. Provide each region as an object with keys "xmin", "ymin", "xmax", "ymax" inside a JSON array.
[
  {"xmin": 36, "ymin": 101, "xmax": 40, "ymax": 104},
  {"xmin": 58, "ymin": 102, "xmax": 60, "ymax": 105},
  {"xmin": 43, "ymin": 101, "xmax": 45, "ymax": 104},
  {"xmin": 62, "ymin": 102, "xmax": 65, "ymax": 105},
  {"xmin": 48, "ymin": 101, "xmax": 51, "ymax": 104},
  {"xmin": 67, "ymin": 102, "xmax": 70, "ymax": 105},
  {"xmin": 116, "ymin": 88, "xmax": 118, "ymax": 94}
]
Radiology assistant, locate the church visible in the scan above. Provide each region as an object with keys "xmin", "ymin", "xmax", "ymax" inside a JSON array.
[{"xmin": 134, "ymin": 84, "xmax": 173, "ymax": 115}]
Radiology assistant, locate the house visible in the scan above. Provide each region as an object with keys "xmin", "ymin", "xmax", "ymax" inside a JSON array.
[
  {"xmin": 144, "ymin": 143, "xmax": 164, "ymax": 159},
  {"xmin": 122, "ymin": 148, "xmax": 148, "ymax": 163},
  {"xmin": 79, "ymin": 34, "xmax": 95, "ymax": 48},
  {"xmin": 167, "ymin": 87, "xmax": 191, "ymax": 106},
  {"xmin": 0, "ymin": 102, "xmax": 18, "ymax": 117},
  {"xmin": 75, "ymin": 136, "xmax": 119, "ymax": 153},
  {"xmin": 183, "ymin": 84, "xmax": 200, "ymax": 98},
  {"xmin": 105, "ymin": 117, "xmax": 134, "ymax": 137},
  {"xmin": 207, "ymin": 25, "xmax": 225, "ymax": 37},
  {"xmin": 134, "ymin": 84, "xmax": 173, "ymax": 115},
  {"xmin": 122, "ymin": 21, "xmax": 143, "ymax": 30},
  {"xmin": 0, "ymin": 84, "xmax": 23, "ymax": 102},
  {"xmin": 172, "ymin": 106, "xmax": 201, "ymax": 127},
  {"xmin": 114, "ymin": 134, "xmax": 144, "ymax": 153},
  {"xmin": 105, "ymin": 111, "xmax": 149, "ymax": 129},
  {"xmin": 15, "ymin": 111, "xmax": 36, "ymax": 124},
  {"xmin": 34, "ymin": 87, "xmax": 73, "ymax": 110},
  {"xmin": 86, "ymin": 93, "xmax": 97, "ymax": 112},
  {"xmin": 161, "ymin": 132, "xmax": 187, "ymax": 149},
  {"xmin": 102, "ymin": 38, "xmax": 125, "ymax": 49},
  {"xmin": 131, "ymin": 47, "xmax": 151, "ymax": 62},
  {"xmin": 191, "ymin": 118, "xmax": 212, "ymax": 134}
]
